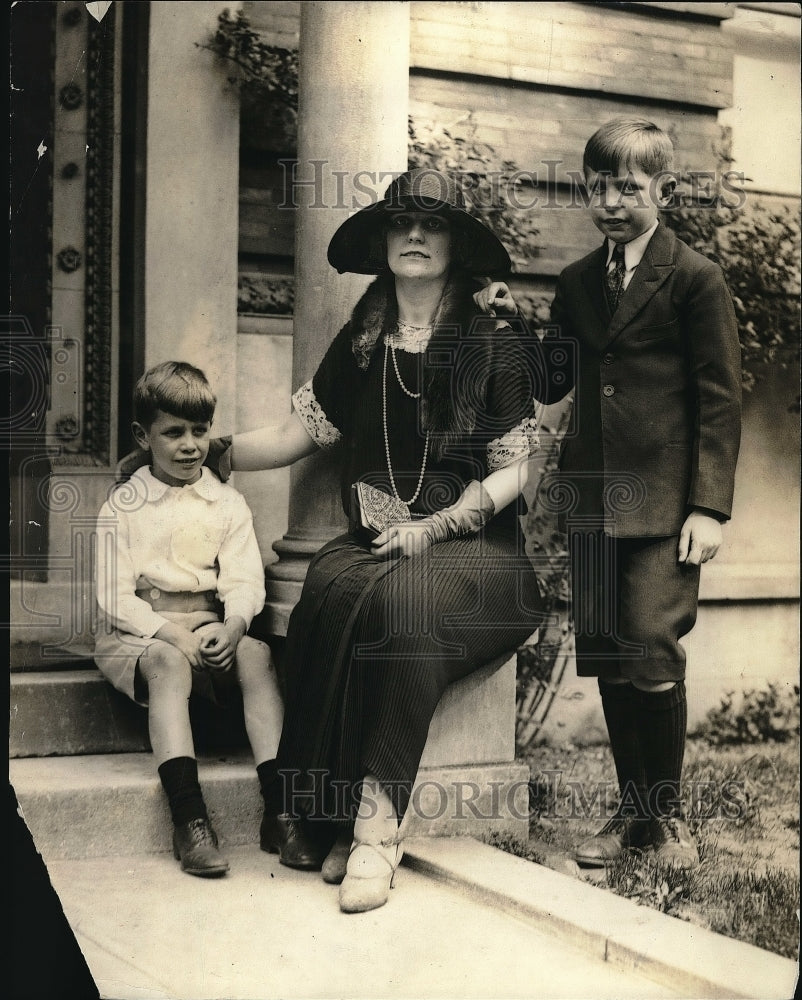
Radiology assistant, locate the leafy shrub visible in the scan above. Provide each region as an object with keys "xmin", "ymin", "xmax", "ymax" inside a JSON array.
[
  {"xmin": 697, "ymin": 683, "xmax": 800, "ymax": 745},
  {"xmin": 238, "ymin": 275, "xmax": 294, "ymax": 315},
  {"xmin": 663, "ymin": 132, "xmax": 801, "ymax": 407},
  {"xmin": 200, "ymin": 8, "xmax": 298, "ymax": 149}
]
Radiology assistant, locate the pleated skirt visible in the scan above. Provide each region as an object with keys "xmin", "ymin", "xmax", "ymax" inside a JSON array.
[{"xmin": 275, "ymin": 525, "xmax": 544, "ymax": 819}]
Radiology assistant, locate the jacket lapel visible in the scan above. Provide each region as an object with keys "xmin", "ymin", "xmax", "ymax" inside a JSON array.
[{"xmin": 605, "ymin": 223, "xmax": 676, "ymax": 344}]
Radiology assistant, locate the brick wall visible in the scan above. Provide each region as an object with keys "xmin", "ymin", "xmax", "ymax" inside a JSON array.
[{"xmin": 239, "ymin": 1, "xmax": 734, "ymax": 282}]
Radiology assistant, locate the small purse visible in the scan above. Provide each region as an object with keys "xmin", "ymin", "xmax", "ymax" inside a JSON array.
[{"xmin": 349, "ymin": 481, "xmax": 412, "ymax": 542}]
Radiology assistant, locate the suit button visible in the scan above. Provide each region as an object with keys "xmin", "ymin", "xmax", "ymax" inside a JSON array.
[
  {"xmin": 150, "ymin": 588, "xmax": 161, "ymax": 600},
  {"xmin": 602, "ymin": 384, "xmax": 615, "ymax": 397},
  {"xmin": 603, "ymin": 353, "xmax": 615, "ymax": 365}
]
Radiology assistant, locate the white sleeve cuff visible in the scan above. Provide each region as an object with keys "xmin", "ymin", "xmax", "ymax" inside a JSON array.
[
  {"xmin": 486, "ymin": 415, "xmax": 540, "ymax": 472},
  {"xmin": 292, "ymin": 380, "xmax": 342, "ymax": 449}
]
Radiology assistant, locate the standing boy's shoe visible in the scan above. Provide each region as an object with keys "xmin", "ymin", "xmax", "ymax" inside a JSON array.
[
  {"xmin": 575, "ymin": 814, "xmax": 651, "ymax": 866},
  {"xmin": 650, "ymin": 814, "xmax": 700, "ymax": 869},
  {"xmin": 172, "ymin": 818, "xmax": 230, "ymax": 877}
]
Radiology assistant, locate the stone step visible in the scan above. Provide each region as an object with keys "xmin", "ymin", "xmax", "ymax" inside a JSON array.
[
  {"xmin": 11, "ymin": 752, "xmax": 264, "ymax": 859},
  {"xmin": 11, "ymin": 648, "xmax": 536, "ymax": 851},
  {"xmin": 9, "ymin": 669, "xmax": 250, "ymax": 758},
  {"xmin": 10, "ymin": 751, "xmax": 529, "ymax": 860}
]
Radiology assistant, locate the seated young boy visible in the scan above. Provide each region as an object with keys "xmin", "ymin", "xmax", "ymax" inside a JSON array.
[{"xmin": 94, "ymin": 361, "xmax": 284, "ymax": 877}]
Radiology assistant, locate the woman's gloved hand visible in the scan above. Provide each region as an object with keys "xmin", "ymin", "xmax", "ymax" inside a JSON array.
[{"xmin": 370, "ymin": 481, "xmax": 495, "ymax": 560}]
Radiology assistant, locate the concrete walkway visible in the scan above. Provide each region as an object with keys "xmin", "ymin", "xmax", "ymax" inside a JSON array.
[
  {"xmin": 18, "ymin": 829, "xmax": 798, "ymax": 1000},
  {"xmin": 37, "ymin": 842, "xmax": 676, "ymax": 1000}
]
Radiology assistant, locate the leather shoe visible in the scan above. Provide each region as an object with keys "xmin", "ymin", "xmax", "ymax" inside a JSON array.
[
  {"xmin": 172, "ymin": 817, "xmax": 229, "ymax": 877},
  {"xmin": 260, "ymin": 813, "xmax": 335, "ymax": 871},
  {"xmin": 575, "ymin": 814, "xmax": 651, "ymax": 866},
  {"xmin": 321, "ymin": 827, "xmax": 354, "ymax": 885},
  {"xmin": 650, "ymin": 814, "xmax": 700, "ymax": 869}
]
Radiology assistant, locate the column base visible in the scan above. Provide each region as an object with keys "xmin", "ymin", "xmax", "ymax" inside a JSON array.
[{"xmin": 261, "ymin": 532, "xmax": 336, "ymax": 636}]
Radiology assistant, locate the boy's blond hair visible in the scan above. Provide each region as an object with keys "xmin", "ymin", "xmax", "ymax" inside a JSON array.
[
  {"xmin": 583, "ymin": 117, "xmax": 674, "ymax": 177},
  {"xmin": 133, "ymin": 361, "xmax": 216, "ymax": 429}
]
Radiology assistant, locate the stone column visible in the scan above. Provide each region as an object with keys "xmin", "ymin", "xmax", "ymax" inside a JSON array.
[
  {"xmin": 262, "ymin": 2, "xmax": 411, "ymax": 634},
  {"xmin": 145, "ymin": 1, "xmax": 241, "ymax": 435}
]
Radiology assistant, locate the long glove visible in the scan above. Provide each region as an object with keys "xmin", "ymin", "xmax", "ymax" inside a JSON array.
[
  {"xmin": 419, "ymin": 480, "xmax": 496, "ymax": 543},
  {"xmin": 114, "ymin": 435, "xmax": 233, "ymax": 484}
]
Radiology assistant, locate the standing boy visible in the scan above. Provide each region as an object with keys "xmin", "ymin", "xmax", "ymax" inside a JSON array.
[
  {"xmin": 95, "ymin": 361, "xmax": 284, "ymax": 877},
  {"xmin": 477, "ymin": 118, "xmax": 741, "ymax": 868}
]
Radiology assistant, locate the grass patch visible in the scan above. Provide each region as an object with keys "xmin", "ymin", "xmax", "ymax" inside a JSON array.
[{"xmin": 498, "ymin": 736, "xmax": 800, "ymax": 960}]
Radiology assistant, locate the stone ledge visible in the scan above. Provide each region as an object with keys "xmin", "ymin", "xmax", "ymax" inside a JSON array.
[
  {"xmin": 403, "ymin": 836, "xmax": 798, "ymax": 1000},
  {"xmin": 699, "ymin": 562, "xmax": 799, "ymax": 601}
]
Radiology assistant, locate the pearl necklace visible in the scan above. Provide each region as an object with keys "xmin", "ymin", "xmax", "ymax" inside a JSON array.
[
  {"xmin": 382, "ymin": 343, "xmax": 429, "ymax": 504},
  {"xmin": 390, "ymin": 344, "xmax": 420, "ymax": 398}
]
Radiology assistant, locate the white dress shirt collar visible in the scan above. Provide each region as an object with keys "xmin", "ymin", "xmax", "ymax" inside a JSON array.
[
  {"xmin": 129, "ymin": 464, "xmax": 223, "ymax": 503},
  {"xmin": 606, "ymin": 220, "xmax": 659, "ymax": 271}
]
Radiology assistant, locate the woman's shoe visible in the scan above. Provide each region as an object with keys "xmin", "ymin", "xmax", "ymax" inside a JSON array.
[
  {"xmin": 338, "ymin": 838, "xmax": 404, "ymax": 913},
  {"xmin": 321, "ymin": 827, "xmax": 354, "ymax": 885}
]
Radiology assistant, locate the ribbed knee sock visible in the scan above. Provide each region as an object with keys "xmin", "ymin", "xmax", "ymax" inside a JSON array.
[
  {"xmin": 633, "ymin": 681, "xmax": 688, "ymax": 817},
  {"xmin": 598, "ymin": 680, "xmax": 648, "ymax": 818},
  {"xmin": 256, "ymin": 758, "xmax": 284, "ymax": 816},
  {"xmin": 157, "ymin": 756, "xmax": 208, "ymax": 826}
]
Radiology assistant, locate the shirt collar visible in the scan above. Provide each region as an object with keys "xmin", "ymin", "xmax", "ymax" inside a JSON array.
[
  {"xmin": 130, "ymin": 465, "xmax": 223, "ymax": 503},
  {"xmin": 606, "ymin": 220, "xmax": 659, "ymax": 270}
]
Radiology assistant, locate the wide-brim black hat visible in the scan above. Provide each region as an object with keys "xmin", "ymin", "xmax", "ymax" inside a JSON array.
[{"xmin": 327, "ymin": 169, "xmax": 512, "ymax": 276}]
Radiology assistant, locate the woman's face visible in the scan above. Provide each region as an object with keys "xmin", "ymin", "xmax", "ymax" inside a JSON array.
[{"xmin": 385, "ymin": 211, "xmax": 452, "ymax": 280}]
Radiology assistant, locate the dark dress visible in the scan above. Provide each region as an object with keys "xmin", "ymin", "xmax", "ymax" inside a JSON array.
[{"xmin": 275, "ymin": 298, "xmax": 545, "ymax": 820}]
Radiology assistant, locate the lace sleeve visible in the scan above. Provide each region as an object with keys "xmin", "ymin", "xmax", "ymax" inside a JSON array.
[
  {"xmin": 292, "ymin": 379, "xmax": 343, "ymax": 449},
  {"xmin": 486, "ymin": 413, "xmax": 540, "ymax": 472}
]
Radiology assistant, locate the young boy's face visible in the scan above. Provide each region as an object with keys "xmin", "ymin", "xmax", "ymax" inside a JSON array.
[
  {"xmin": 133, "ymin": 409, "xmax": 211, "ymax": 487},
  {"xmin": 585, "ymin": 165, "xmax": 673, "ymax": 245}
]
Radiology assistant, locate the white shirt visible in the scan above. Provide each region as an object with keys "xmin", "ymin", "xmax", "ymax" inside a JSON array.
[
  {"xmin": 605, "ymin": 221, "xmax": 659, "ymax": 291},
  {"xmin": 95, "ymin": 466, "xmax": 266, "ymax": 638}
]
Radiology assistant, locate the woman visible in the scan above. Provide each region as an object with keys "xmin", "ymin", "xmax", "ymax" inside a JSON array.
[
  {"xmin": 227, "ymin": 169, "xmax": 545, "ymax": 913},
  {"xmin": 115, "ymin": 170, "xmax": 545, "ymax": 910}
]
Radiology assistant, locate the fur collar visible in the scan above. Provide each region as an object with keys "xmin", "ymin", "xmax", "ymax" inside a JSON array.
[{"xmin": 347, "ymin": 272, "xmax": 492, "ymax": 458}]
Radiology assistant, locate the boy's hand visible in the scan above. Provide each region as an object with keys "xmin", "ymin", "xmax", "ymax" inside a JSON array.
[
  {"xmin": 473, "ymin": 282, "xmax": 516, "ymax": 317},
  {"xmin": 678, "ymin": 512, "xmax": 722, "ymax": 565},
  {"xmin": 198, "ymin": 617, "xmax": 246, "ymax": 672},
  {"xmin": 153, "ymin": 621, "xmax": 204, "ymax": 669}
]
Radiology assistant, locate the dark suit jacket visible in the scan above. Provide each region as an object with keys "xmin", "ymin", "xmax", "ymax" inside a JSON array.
[{"xmin": 541, "ymin": 223, "xmax": 741, "ymax": 537}]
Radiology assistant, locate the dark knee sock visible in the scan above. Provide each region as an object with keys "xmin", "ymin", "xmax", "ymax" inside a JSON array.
[
  {"xmin": 598, "ymin": 680, "xmax": 648, "ymax": 818},
  {"xmin": 256, "ymin": 758, "xmax": 284, "ymax": 816},
  {"xmin": 157, "ymin": 756, "xmax": 208, "ymax": 827},
  {"xmin": 633, "ymin": 681, "xmax": 687, "ymax": 817}
]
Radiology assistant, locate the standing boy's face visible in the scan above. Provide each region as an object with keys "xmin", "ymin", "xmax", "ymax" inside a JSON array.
[
  {"xmin": 585, "ymin": 165, "xmax": 673, "ymax": 244},
  {"xmin": 133, "ymin": 409, "xmax": 211, "ymax": 487}
]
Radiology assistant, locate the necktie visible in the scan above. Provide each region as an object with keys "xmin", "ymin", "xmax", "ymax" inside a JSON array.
[{"xmin": 605, "ymin": 242, "xmax": 626, "ymax": 314}]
